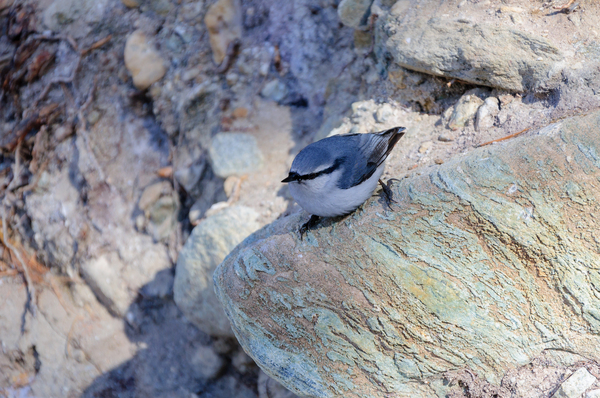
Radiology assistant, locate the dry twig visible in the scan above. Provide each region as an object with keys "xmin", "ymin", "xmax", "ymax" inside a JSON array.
[{"xmin": 477, "ymin": 127, "xmax": 530, "ymax": 147}]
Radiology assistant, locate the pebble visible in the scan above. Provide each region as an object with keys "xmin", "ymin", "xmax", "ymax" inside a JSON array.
[
  {"xmin": 121, "ymin": 0, "xmax": 139, "ymax": 7},
  {"xmin": 124, "ymin": 30, "xmax": 167, "ymax": 90},
  {"xmin": 337, "ymin": 0, "xmax": 373, "ymax": 28},
  {"xmin": 139, "ymin": 181, "xmax": 172, "ymax": 212},
  {"xmin": 261, "ymin": 79, "xmax": 288, "ymax": 102},
  {"xmin": 182, "ymin": 67, "xmax": 201, "ymax": 82},
  {"xmin": 209, "ymin": 132, "xmax": 263, "ymax": 178},
  {"xmin": 475, "ymin": 97, "xmax": 500, "ymax": 131},
  {"xmin": 419, "ymin": 141, "xmax": 433, "ymax": 154},
  {"xmin": 448, "ymin": 93, "xmax": 484, "ymax": 131},
  {"xmin": 205, "ymin": 0, "xmax": 243, "ymax": 64},
  {"xmin": 226, "ymin": 72, "xmax": 239, "ymax": 86},
  {"xmin": 552, "ymin": 368, "xmax": 597, "ymax": 398},
  {"xmin": 174, "ymin": 160, "xmax": 206, "ymax": 194},
  {"xmin": 188, "ymin": 344, "xmax": 226, "ymax": 380},
  {"xmin": 224, "ymin": 176, "xmax": 240, "ymax": 197},
  {"xmin": 232, "ymin": 107, "xmax": 249, "ymax": 119},
  {"xmin": 375, "ymin": 103, "xmax": 394, "ymax": 123},
  {"xmin": 87, "ymin": 110, "xmax": 101, "ymax": 125},
  {"xmin": 438, "ymin": 132, "xmax": 454, "ymax": 142}
]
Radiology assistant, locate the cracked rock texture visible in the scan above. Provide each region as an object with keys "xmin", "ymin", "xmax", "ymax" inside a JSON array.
[{"xmin": 215, "ymin": 110, "xmax": 600, "ymax": 397}]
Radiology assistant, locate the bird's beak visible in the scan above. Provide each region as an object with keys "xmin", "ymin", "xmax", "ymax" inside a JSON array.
[{"xmin": 282, "ymin": 174, "xmax": 296, "ymax": 183}]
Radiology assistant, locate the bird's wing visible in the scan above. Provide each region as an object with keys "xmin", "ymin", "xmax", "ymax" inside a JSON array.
[{"xmin": 338, "ymin": 128, "xmax": 404, "ymax": 189}]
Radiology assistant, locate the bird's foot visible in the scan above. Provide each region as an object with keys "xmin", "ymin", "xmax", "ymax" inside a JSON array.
[
  {"xmin": 299, "ymin": 215, "xmax": 320, "ymax": 240},
  {"xmin": 379, "ymin": 179, "xmax": 398, "ymax": 210}
]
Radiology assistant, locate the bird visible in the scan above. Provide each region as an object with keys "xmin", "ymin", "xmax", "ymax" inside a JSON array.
[{"xmin": 282, "ymin": 126, "xmax": 406, "ymax": 236}]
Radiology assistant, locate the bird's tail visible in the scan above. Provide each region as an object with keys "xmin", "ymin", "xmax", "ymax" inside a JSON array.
[{"xmin": 381, "ymin": 126, "xmax": 406, "ymax": 156}]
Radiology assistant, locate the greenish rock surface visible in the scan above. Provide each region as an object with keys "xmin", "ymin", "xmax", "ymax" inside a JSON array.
[
  {"xmin": 214, "ymin": 110, "xmax": 600, "ymax": 397},
  {"xmin": 174, "ymin": 206, "xmax": 261, "ymax": 337},
  {"xmin": 380, "ymin": 17, "xmax": 564, "ymax": 92}
]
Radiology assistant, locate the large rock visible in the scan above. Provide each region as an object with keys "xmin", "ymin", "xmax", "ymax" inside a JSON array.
[
  {"xmin": 214, "ymin": 110, "xmax": 600, "ymax": 397},
  {"xmin": 174, "ymin": 206, "xmax": 261, "ymax": 337},
  {"xmin": 380, "ymin": 17, "xmax": 564, "ymax": 92}
]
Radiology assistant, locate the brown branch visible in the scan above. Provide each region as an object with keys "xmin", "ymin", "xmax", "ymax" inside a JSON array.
[
  {"xmin": 477, "ymin": 127, "xmax": 530, "ymax": 147},
  {"xmin": 81, "ymin": 34, "xmax": 112, "ymax": 56}
]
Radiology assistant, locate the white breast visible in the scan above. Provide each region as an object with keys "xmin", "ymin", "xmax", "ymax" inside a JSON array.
[{"xmin": 288, "ymin": 165, "xmax": 385, "ymax": 217}]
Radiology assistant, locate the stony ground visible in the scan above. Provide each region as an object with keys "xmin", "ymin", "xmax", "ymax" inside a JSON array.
[{"xmin": 1, "ymin": 0, "xmax": 600, "ymax": 397}]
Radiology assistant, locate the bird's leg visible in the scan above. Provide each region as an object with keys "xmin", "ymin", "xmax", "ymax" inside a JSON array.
[
  {"xmin": 299, "ymin": 214, "xmax": 320, "ymax": 240},
  {"xmin": 379, "ymin": 179, "xmax": 398, "ymax": 209}
]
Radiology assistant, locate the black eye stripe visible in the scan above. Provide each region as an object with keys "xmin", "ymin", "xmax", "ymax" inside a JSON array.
[{"xmin": 296, "ymin": 158, "xmax": 344, "ymax": 181}]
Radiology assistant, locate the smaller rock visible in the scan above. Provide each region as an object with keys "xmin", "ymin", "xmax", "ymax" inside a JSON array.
[
  {"xmin": 226, "ymin": 72, "xmax": 239, "ymax": 86},
  {"xmin": 375, "ymin": 103, "xmax": 394, "ymax": 123},
  {"xmin": 223, "ymin": 176, "xmax": 240, "ymax": 197},
  {"xmin": 353, "ymin": 30, "xmax": 373, "ymax": 50},
  {"xmin": 205, "ymin": 0, "xmax": 243, "ymax": 64},
  {"xmin": 552, "ymin": 368, "xmax": 597, "ymax": 398},
  {"xmin": 475, "ymin": 97, "xmax": 500, "ymax": 131},
  {"xmin": 258, "ymin": 370, "xmax": 300, "ymax": 398},
  {"xmin": 419, "ymin": 141, "xmax": 433, "ymax": 154},
  {"xmin": 232, "ymin": 349, "xmax": 256, "ymax": 374},
  {"xmin": 261, "ymin": 79, "xmax": 288, "ymax": 102},
  {"xmin": 232, "ymin": 107, "xmax": 249, "ymax": 119},
  {"xmin": 447, "ymin": 93, "xmax": 485, "ymax": 131},
  {"xmin": 182, "ymin": 67, "xmax": 201, "ymax": 82},
  {"xmin": 174, "ymin": 206, "xmax": 261, "ymax": 337},
  {"xmin": 338, "ymin": 0, "xmax": 373, "ymax": 28},
  {"xmin": 139, "ymin": 181, "xmax": 172, "ymax": 211},
  {"xmin": 124, "ymin": 30, "xmax": 167, "ymax": 90},
  {"xmin": 81, "ymin": 253, "xmax": 130, "ymax": 316},
  {"xmin": 188, "ymin": 344, "xmax": 226, "ymax": 380},
  {"xmin": 148, "ymin": 195, "xmax": 178, "ymax": 241},
  {"xmin": 174, "ymin": 160, "xmax": 206, "ymax": 196},
  {"xmin": 121, "ymin": 0, "xmax": 139, "ymax": 8},
  {"xmin": 209, "ymin": 133, "xmax": 263, "ymax": 178},
  {"xmin": 87, "ymin": 110, "xmax": 101, "ymax": 125},
  {"xmin": 438, "ymin": 132, "xmax": 454, "ymax": 142},
  {"xmin": 180, "ymin": 1, "xmax": 204, "ymax": 21}
]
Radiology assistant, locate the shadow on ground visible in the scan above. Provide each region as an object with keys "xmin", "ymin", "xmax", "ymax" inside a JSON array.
[{"xmin": 81, "ymin": 269, "xmax": 259, "ymax": 398}]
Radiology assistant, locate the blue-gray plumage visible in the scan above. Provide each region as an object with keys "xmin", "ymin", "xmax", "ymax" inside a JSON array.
[{"xmin": 282, "ymin": 127, "xmax": 405, "ymax": 221}]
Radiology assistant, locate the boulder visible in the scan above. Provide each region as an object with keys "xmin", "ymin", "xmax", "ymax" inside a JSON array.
[
  {"xmin": 381, "ymin": 17, "xmax": 564, "ymax": 92},
  {"xmin": 174, "ymin": 206, "xmax": 261, "ymax": 337},
  {"xmin": 214, "ymin": 110, "xmax": 600, "ymax": 397}
]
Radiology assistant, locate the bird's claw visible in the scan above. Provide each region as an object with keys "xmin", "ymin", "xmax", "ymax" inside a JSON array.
[
  {"xmin": 379, "ymin": 179, "xmax": 398, "ymax": 209},
  {"xmin": 298, "ymin": 215, "xmax": 320, "ymax": 240}
]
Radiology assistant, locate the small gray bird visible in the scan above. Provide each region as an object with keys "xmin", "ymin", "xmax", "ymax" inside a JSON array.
[{"xmin": 282, "ymin": 127, "xmax": 405, "ymax": 234}]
